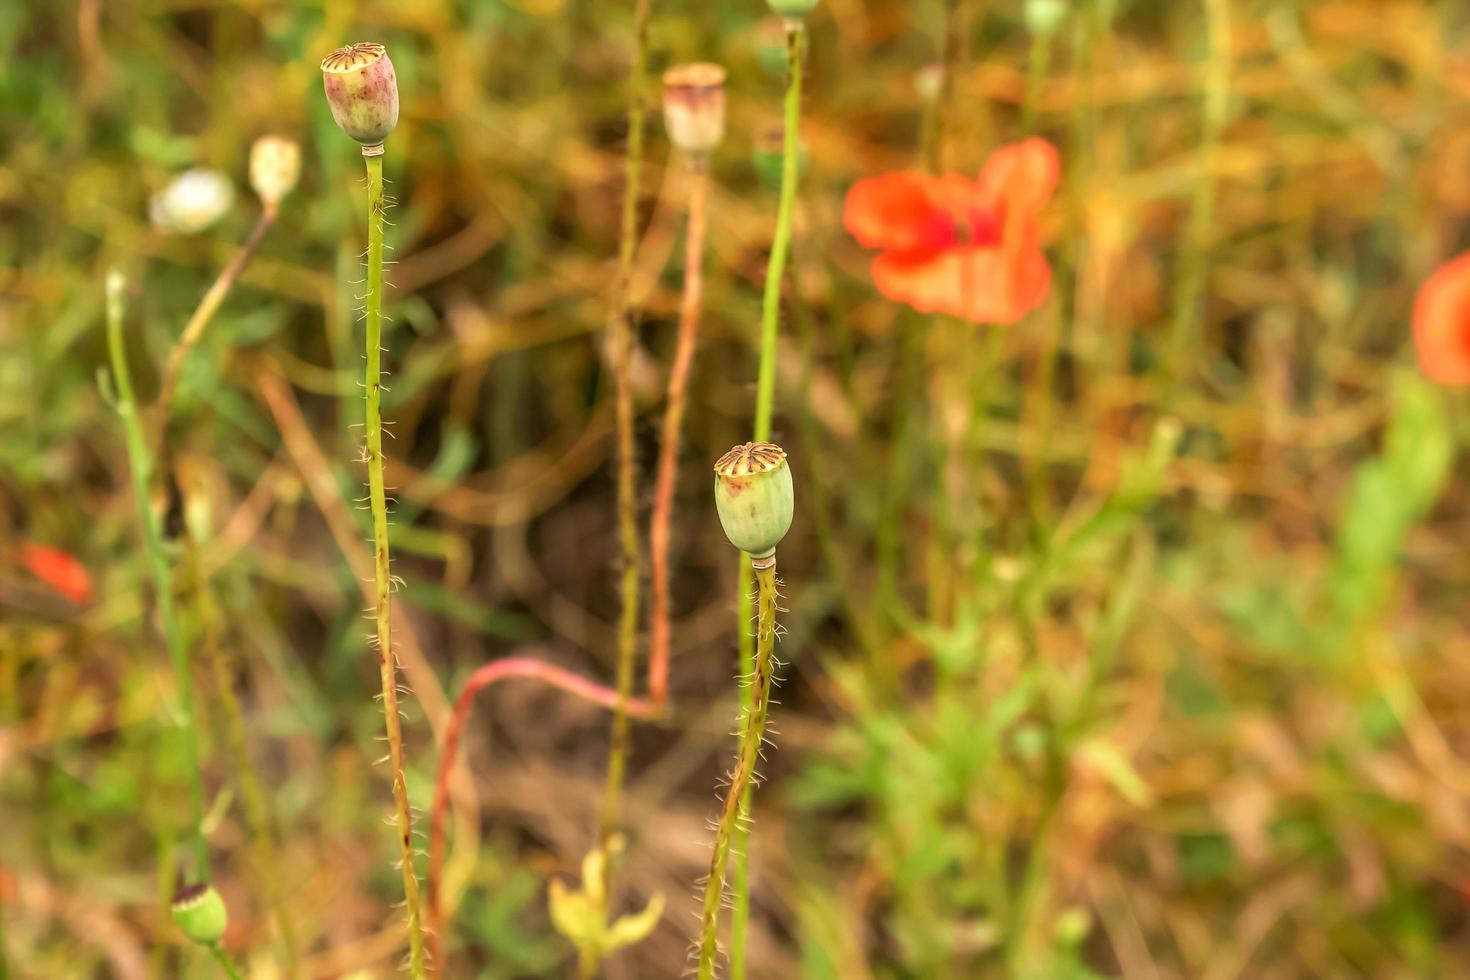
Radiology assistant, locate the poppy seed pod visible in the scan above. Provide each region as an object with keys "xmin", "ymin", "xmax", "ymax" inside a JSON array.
[
  {"xmin": 662, "ymin": 63, "xmax": 726, "ymax": 159},
  {"xmin": 249, "ymin": 135, "xmax": 300, "ymax": 209},
  {"xmin": 1024, "ymin": 0, "xmax": 1068, "ymax": 37},
  {"xmin": 171, "ymin": 883, "xmax": 228, "ymax": 946},
  {"xmin": 713, "ymin": 442, "xmax": 794, "ymax": 561},
  {"xmin": 766, "ymin": 0, "xmax": 819, "ymax": 20},
  {"xmin": 320, "ymin": 42, "xmax": 399, "ymax": 155}
]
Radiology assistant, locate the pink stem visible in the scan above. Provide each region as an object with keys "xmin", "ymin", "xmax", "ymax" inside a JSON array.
[{"xmin": 426, "ymin": 658, "xmax": 654, "ymax": 975}]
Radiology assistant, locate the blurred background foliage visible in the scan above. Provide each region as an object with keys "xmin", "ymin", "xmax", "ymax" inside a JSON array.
[{"xmin": 4, "ymin": 0, "xmax": 1470, "ymax": 977}]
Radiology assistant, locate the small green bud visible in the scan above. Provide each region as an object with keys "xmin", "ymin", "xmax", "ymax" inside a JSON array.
[
  {"xmin": 713, "ymin": 442, "xmax": 794, "ymax": 560},
  {"xmin": 171, "ymin": 883, "xmax": 228, "ymax": 946},
  {"xmin": 321, "ymin": 42, "xmax": 399, "ymax": 155},
  {"xmin": 767, "ymin": 0, "xmax": 819, "ymax": 20},
  {"xmin": 1024, "ymin": 0, "xmax": 1068, "ymax": 37},
  {"xmin": 752, "ymin": 123, "xmax": 807, "ymax": 191}
]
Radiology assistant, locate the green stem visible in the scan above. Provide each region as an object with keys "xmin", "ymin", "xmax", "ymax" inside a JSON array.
[
  {"xmin": 601, "ymin": 0, "xmax": 653, "ymax": 853},
  {"xmin": 362, "ymin": 152, "xmax": 427, "ymax": 980},
  {"xmin": 1165, "ymin": 0, "xmax": 1230, "ymax": 388},
  {"xmin": 184, "ymin": 541, "xmax": 298, "ymax": 977},
  {"xmin": 733, "ymin": 25, "xmax": 805, "ymax": 977},
  {"xmin": 1021, "ymin": 26, "xmax": 1053, "ymax": 136},
  {"xmin": 105, "ymin": 272, "xmax": 209, "ymax": 881},
  {"xmin": 698, "ymin": 562, "xmax": 781, "ymax": 980},
  {"xmin": 209, "ymin": 943, "xmax": 244, "ymax": 980},
  {"xmin": 753, "ymin": 22, "xmax": 805, "ymax": 444}
]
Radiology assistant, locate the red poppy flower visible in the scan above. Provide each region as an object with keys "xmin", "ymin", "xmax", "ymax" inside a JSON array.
[
  {"xmin": 843, "ymin": 138, "xmax": 1059, "ymax": 324},
  {"xmin": 1413, "ymin": 252, "xmax": 1470, "ymax": 385},
  {"xmin": 22, "ymin": 541, "xmax": 94, "ymax": 605}
]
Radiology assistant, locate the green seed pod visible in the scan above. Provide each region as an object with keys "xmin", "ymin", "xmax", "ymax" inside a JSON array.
[
  {"xmin": 714, "ymin": 442, "xmax": 794, "ymax": 560},
  {"xmin": 171, "ymin": 883, "xmax": 228, "ymax": 946},
  {"xmin": 321, "ymin": 42, "xmax": 399, "ymax": 155},
  {"xmin": 752, "ymin": 123, "xmax": 807, "ymax": 191},
  {"xmin": 767, "ymin": 0, "xmax": 819, "ymax": 20},
  {"xmin": 1024, "ymin": 0, "xmax": 1068, "ymax": 37}
]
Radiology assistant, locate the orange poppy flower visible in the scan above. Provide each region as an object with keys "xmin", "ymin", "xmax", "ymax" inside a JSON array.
[
  {"xmin": 843, "ymin": 138, "xmax": 1059, "ymax": 324},
  {"xmin": 1413, "ymin": 252, "xmax": 1470, "ymax": 385},
  {"xmin": 22, "ymin": 540, "xmax": 94, "ymax": 605}
]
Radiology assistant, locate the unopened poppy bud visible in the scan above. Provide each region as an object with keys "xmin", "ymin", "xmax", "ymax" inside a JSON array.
[
  {"xmin": 752, "ymin": 123, "xmax": 807, "ymax": 191},
  {"xmin": 663, "ymin": 63, "xmax": 726, "ymax": 159},
  {"xmin": 766, "ymin": 0, "xmax": 819, "ymax": 21},
  {"xmin": 1024, "ymin": 0, "xmax": 1068, "ymax": 37},
  {"xmin": 249, "ymin": 135, "xmax": 300, "ymax": 209},
  {"xmin": 915, "ymin": 63, "xmax": 944, "ymax": 103},
  {"xmin": 149, "ymin": 169, "xmax": 234, "ymax": 235},
  {"xmin": 320, "ymin": 42, "xmax": 399, "ymax": 155},
  {"xmin": 171, "ymin": 883, "xmax": 228, "ymax": 946},
  {"xmin": 714, "ymin": 442, "xmax": 794, "ymax": 561}
]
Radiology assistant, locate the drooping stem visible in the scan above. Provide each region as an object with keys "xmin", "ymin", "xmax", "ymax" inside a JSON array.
[
  {"xmin": 362, "ymin": 151, "xmax": 427, "ymax": 980},
  {"xmin": 426, "ymin": 658, "xmax": 655, "ymax": 973},
  {"xmin": 105, "ymin": 271, "xmax": 210, "ymax": 881},
  {"xmin": 1165, "ymin": 0, "xmax": 1230, "ymax": 387},
  {"xmin": 649, "ymin": 163, "xmax": 710, "ymax": 710},
  {"xmin": 732, "ymin": 26, "xmax": 806, "ymax": 976},
  {"xmin": 601, "ymin": 0, "xmax": 655, "ymax": 848},
  {"xmin": 153, "ymin": 205, "xmax": 277, "ymax": 437},
  {"xmin": 697, "ymin": 561, "xmax": 780, "ymax": 980}
]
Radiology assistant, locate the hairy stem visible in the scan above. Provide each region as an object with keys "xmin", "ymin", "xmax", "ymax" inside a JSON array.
[
  {"xmin": 649, "ymin": 163, "xmax": 710, "ymax": 710},
  {"xmin": 105, "ymin": 271, "xmax": 210, "ymax": 881},
  {"xmin": 362, "ymin": 152, "xmax": 427, "ymax": 979},
  {"xmin": 601, "ymin": 0, "xmax": 655, "ymax": 849},
  {"xmin": 427, "ymin": 658, "xmax": 655, "ymax": 973},
  {"xmin": 698, "ymin": 562, "xmax": 780, "ymax": 980},
  {"xmin": 730, "ymin": 28, "xmax": 806, "ymax": 977}
]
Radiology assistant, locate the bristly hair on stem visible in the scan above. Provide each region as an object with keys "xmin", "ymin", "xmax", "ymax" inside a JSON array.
[
  {"xmin": 695, "ymin": 561, "xmax": 782, "ymax": 980},
  {"xmin": 649, "ymin": 163, "xmax": 711, "ymax": 710},
  {"xmin": 104, "ymin": 270, "xmax": 211, "ymax": 883},
  {"xmin": 601, "ymin": 0, "xmax": 655, "ymax": 859},
  {"xmin": 361, "ymin": 151, "xmax": 428, "ymax": 980},
  {"xmin": 732, "ymin": 22, "xmax": 807, "ymax": 979}
]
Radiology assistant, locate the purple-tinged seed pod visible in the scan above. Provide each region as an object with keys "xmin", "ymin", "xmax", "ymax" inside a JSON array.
[
  {"xmin": 320, "ymin": 42, "xmax": 399, "ymax": 156},
  {"xmin": 663, "ymin": 63, "xmax": 726, "ymax": 159}
]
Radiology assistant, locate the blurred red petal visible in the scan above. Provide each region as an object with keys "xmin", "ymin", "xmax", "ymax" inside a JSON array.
[
  {"xmin": 1413, "ymin": 252, "xmax": 1470, "ymax": 385},
  {"xmin": 844, "ymin": 172, "xmax": 956, "ymax": 253},
  {"xmin": 22, "ymin": 541, "xmax": 94, "ymax": 605},
  {"xmin": 872, "ymin": 243, "xmax": 1051, "ymax": 324},
  {"xmin": 975, "ymin": 137, "xmax": 1060, "ymax": 216}
]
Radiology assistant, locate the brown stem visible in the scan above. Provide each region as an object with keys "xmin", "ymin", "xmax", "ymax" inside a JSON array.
[
  {"xmin": 154, "ymin": 205, "xmax": 277, "ymax": 434},
  {"xmin": 648, "ymin": 162, "xmax": 710, "ymax": 710},
  {"xmin": 426, "ymin": 658, "xmax": 655, "ymax": 974}
]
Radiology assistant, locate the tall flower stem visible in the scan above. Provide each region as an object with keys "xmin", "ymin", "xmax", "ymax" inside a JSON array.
[
  {"xmin": 426, "ymin": 658, "xmax": 655, "ymax": 974},
  {"xmin": 361, "ymin": 151, "xmax": 427, "ymax": 979},
  {"xmin": 105, "ymin": 271, "xmax": 210, "ymax": 881},
  {"xmin": 1164, "ymin": 0, "xmax": 1230, "ymax": 388},
  {"xmin": 182, "ymin": 539, "xmax": 298, "ymax": 978},
  {"xmin": 697, "ymin": 561, "xmax": 780, "ymax": 980},
  {"xmin": 601, "ymin": 0, "xmax": 655, "ymax": 848},
  {"xmin": 732, "ymin": 24, "xmax": 805, "ymax": 976},
  {"xmin": 648, "ymin": 163, "xmax": 710, "ymax": 710}
]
